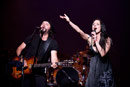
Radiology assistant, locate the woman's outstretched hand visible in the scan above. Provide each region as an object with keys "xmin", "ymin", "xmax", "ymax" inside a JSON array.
[{"xmin": 60, "ymin": 14, "xmax": 70, "ymax": 22}]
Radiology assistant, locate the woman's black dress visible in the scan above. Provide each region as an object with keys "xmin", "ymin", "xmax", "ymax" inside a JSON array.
[{"xmin": 85, "ymin": 45, "xmax": 115, "ymax": 87}]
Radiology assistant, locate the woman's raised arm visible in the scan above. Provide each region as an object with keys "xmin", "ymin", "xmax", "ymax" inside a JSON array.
[{"xmin": 60, "ymin": 14, "xmax": 90, "ymax": 41}]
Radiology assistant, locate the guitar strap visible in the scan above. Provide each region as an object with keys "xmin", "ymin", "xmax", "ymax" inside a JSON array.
[{"xmin": 37, "ymin": 37, "xmax": 52, "ymax": 63}]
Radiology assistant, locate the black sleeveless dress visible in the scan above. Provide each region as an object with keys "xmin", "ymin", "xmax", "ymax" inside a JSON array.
[{"xmin": 85, "ymin": 45, "xmax": 115, "ymax": 87}]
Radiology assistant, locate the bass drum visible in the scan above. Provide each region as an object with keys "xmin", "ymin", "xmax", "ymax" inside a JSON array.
[{"xmin": 56, "ymin": 67, "xmax": 79, "ymax": 87}]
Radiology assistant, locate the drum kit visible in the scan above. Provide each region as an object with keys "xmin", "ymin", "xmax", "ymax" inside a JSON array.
[{"xmin": 46, "ymin": 50, "xmax": 91, "ymax": 87}]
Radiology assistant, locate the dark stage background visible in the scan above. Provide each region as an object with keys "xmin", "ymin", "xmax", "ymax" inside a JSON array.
[{"xmin": 0, "ymin": 0, "xmax": 128, "ymax": 87}]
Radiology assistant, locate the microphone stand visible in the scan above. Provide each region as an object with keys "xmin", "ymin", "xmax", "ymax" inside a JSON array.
[
  {"xmin": 19, "ymin": 27, "xmax": 40, "ymax": 87},
  {"xmin": 21, "ymin": 55, "xmax": 24, "ymax": 87}
]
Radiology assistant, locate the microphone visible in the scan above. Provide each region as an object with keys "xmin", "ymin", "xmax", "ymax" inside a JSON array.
[
  {"xmin": 35, "ymin": 26, "xmax": 46, "ymax": 36},
  {"xmin": 92, "ymin": 28, "xmax": 96, "ymax": 32},
  {"xmin": 91, "ymin": 28, "xmax": 97, "ymax": 36},
  {"xmin": 91, "ymin": 28, "xmax": 97, "ymax": 40},
  {"xmin": 40, "ymin": 28, "xmax": 46, "ymax": 33},
  {"xmin": 36, "ymin": 26, "xmax": 41, "ymax": 29},
  {"xmin": 36, "ymin": 27, "xmax": 46, "ymax": 33},
  {"xmin": 40, "ymin": 28, "xmax": 46, "ymax": 36},
  {"xmin": 35, "ymin": 26, "xmax": 41, "ymax": 32}
]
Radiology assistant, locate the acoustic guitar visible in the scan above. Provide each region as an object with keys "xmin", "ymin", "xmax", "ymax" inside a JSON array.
[{"xmin": 11, "ymin": 56, "xmax": 74, "ymax": 79}]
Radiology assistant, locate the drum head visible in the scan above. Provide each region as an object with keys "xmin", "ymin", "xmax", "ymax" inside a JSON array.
[{"xmin": 56, "ymin": 67, "xmax": 79, "ymax": 87}]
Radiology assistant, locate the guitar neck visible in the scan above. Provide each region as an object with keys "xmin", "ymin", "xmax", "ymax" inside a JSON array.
[
  {"xmin": 33, "ymin": 60, "xmax": 74, "ymax": 68},
  {"xmin": 33, "ymin": 62, "xmax": 64, "ymax": 68},
  {"xmin": 33, "ymin": 63, "xmax": 51, "ymax": 68}
]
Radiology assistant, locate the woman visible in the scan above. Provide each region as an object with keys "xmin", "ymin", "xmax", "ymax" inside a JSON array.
[{"xmin": 60, "ymin": 14, "xmax": 115, "ymax": 87}]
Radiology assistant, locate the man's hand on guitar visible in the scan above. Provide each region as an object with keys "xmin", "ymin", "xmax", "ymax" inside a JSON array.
[
  {"xmin": 24, "ymin": 60, "xmax": 28, "ymax": 67},
  {"xmin": 51, "ymin": 62, "xmax": 57, "ymax": 69},
  {"xmin": 20, "ymin": 58, "xmax": 28, "ymax": 67}
]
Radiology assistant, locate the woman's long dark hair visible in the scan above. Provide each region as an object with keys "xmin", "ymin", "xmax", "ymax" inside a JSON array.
[{"xmin": 93, "ymin": 19, "xmax": 111, "ymax": 50}]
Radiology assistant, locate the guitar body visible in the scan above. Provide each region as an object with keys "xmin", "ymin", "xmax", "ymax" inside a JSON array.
[
  {"xmin": 11, "ymin": 57, "xmax": 22, "ymax": 79},
  {"xmin": 11, "ymin": 57, "xmax": 74, "ymax": 79},
  {"xmin": 11, "ymin": 57, "xmax": 35, "ymax": 79}
]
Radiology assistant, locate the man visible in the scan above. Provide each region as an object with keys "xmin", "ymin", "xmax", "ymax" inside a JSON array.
[{"xmin": 16, "ymin": 20, "xmax": 59, "ymax": 87}]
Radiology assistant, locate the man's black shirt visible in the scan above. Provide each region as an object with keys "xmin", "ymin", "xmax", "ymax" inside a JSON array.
[{"xmin": 23, "ymin": 34, "xmax": 58, "ymax": 63}]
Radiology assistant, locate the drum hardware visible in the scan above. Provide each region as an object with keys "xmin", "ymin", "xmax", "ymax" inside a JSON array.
[
  {"xmin": 46, "ymin": 52, "xmax": 90, "ymax": 87},
  {"xmin": 61, "ymin": 69, "xmax": 75, "ymax": 83},
  {"xmin": 55, "ymin": 67, "xmax": 79, "ymax": 86}
]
